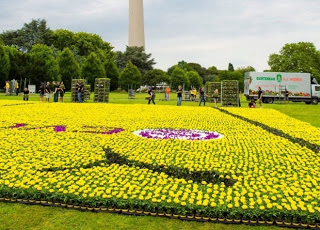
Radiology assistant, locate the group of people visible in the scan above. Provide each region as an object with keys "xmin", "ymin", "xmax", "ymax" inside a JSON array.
[
  {"xmin": 39, "ymin": 81, "xmax": 65, "ymax": 102},
  {"xmin": 147, "ymin": 86, "xmax": 220, "ymax": 107},
  {"xmin": 3, "ymin": 80, "xmax": 19, "ymax": 96}
]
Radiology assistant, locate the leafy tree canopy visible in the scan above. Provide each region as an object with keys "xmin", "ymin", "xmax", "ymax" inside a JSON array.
[
  {"xmin": 187, "ymin": 71, "xmax": 202, "ymax": 89},
  {"xmin": 105, "ymin": 61, "xmax": 120, "ymax": 91},
  {"xmin": 0, "ymin": 19, "xmax": 53, "ymax": 52},
  {"xmin": 57, "ymin": 48, "xmax": 81, "ymax": 90},
  {"xmin": 0, "ymin": 44, "xmax": 10, "ymax": 86},
  {"xmin": 268, "ymin": 42, "xmax": 320, "ymax": 82},
  {"xmin": 28, "ymin": 44, "xmax": 60, "ymax": 85},
  {"xmin": 228, "ymin": 63, "xmax": 234, "ymax": 72},
  {"xmin": 170, "ymin": 66, "xmax": 189, "ymax": 90},
  {"xmin": 119, "ymin": 61, "xmax": 142, "ymax": 91},
  {"xmin": 116, "ymin": 46, "xmax": 155, "ymax": 74},
  {"xmin": 143, "ymin": 69, "xmax": 170, "ymax": 86},
  {"xmin": 81, "ymin": 52, "xmax": 106, "ymax": 90}
]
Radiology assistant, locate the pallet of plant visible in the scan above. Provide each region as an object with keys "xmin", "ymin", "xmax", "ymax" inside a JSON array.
[
  {"xmin": 71, "ymin": 79, "xmax": 88, "ymax": 102},
  {"xmin": 94, "ymin": 78, "xmax": 110, "ymax": 103},
  {"xmin": 205, "ymin": 82, "xmax": 221, "ymax": 102},
  {"xmin": 221, "ymin": 80, "xmax": 239, "ymax": 107}
]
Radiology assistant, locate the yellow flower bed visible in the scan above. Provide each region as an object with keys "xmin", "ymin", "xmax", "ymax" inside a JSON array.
[
  {"xmin": 224, "ymin": 108, "xmax": 320, "ymax": 146},
  {"xmin": 0, "ymin": 101, "xmax": 319, "ymax": 224}
]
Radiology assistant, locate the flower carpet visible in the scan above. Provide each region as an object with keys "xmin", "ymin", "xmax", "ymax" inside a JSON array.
[{"xmin": 0, "ymin": 101, "xmax": 319, "ymax": 228}]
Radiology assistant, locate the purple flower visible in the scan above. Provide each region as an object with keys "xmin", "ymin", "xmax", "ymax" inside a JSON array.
[
  {"xmin": 54, "ymin": 126, "xmax": 66, "ymax": 132},
  {"xmin": 11, "ymin": 123, "xmax": 26, "ymax": 129},
  {"xmin": 134, "ymin": 129, "xmax": 223, "ymax": 141}
]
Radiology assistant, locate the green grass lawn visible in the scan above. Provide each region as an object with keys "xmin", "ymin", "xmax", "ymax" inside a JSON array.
[
  {"xmin": 0, "ymin": 92, "xmax": 318, "ymax": 230},
  {"xmin": 0, "ymin": 203, "xmax": 286, "ymax": 230}
]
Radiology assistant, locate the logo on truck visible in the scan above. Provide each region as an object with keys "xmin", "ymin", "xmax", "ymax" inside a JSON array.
[{"xmin": 277, "ymin": 74, "xmax": 282, "ymax": 83}]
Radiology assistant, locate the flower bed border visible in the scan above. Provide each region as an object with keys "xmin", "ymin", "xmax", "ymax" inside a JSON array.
[{"xmin": 0, "ymin": 198, "xmax": 319, "ymax": 229}]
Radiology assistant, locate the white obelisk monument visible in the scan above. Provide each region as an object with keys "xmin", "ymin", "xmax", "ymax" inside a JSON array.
[{"xmin": 129, "ymin": 0, "xmax": 145, "ymax": 47}]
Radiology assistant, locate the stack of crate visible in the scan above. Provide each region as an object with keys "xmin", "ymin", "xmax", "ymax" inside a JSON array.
[
  {"xmin": 205, "ymin": 82, "xmax": 221, "ymax": 102},
  {"xmin": 84, "ymin": 85, "xmax": 91, "ymax": 101},
  {"xmin": 221, "ymin": 80, "xmax": 239, "ymax": 107},
  {"xmin": 94, "ymin": 78, "xmax": 110, "ymax": 103},
  {"xmin": 71, "ymin": 79, "xmax": 89, "ymax": 102}
]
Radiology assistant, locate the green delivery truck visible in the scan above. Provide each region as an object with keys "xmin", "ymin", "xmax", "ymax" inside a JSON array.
[{"xmin": 244, "ymin": 72, "xmax": 320, "ymax": 105}]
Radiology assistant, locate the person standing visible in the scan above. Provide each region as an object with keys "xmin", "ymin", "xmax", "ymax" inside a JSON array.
[
  {"xmin": 77, "ymin": 82, "xmax": 83, "ymax": 103},
  {"xmin": 177, "ymin": 85, "xmax": 182, "ymax": 106},
  {"xmin": 23, "ymin": 87, "xmax": 30, "ymax": 101},
  {"xmin": 45, "ymin": 82, "xmax": 51, "ymax": 102},
  {"xmin": 213, "ymin": 89, "xmax": 219, "ymax": 108},
  {"xmin": 53, "ymin": 81, "xmax": 59, "ymax": 102},
  {"xmin": 165, "ymin": 87, "xmax": 171, "ymax": 101},
  {"xmin": 5, "ymin": 81, "xmax": 10, "ymax": 95},
  {"xmin": 59, "ymin": 81, "xmax": 65, "ymax": 102},
  {"xmin": 147, "ymin": 87, "xmax": 156, "ymax": 105},
  {"xmin": 199, "ymin": 87, "xmax": 208, "ymax": 106},
  {"xmin": 39, "ymin": 83, "xmax": 45, "ymax": 101},
  {"xmin": 258, "ymin": 86, "xmax": 263, "ymax": 108},
  {"xmin": 15, "ymin": 81, "xmax": 19, "ymax": 96}
]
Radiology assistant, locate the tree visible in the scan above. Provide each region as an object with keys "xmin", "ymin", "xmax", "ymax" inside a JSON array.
[
  {"xmin": 57, "ymin": 48, "xmax": 81, "ymax": 90},
  {"xmin": 143, "ymin": 69, "xmax": 170, "ymax": 86},
  {"xmin": 268, "ymin": 42, "xmax": 320, "ymax": 82},
  {"xmin": 119, "ymin": 61, "xmax": 142, "ymax": 91},
  {"xmin": 228, "ymin": 63, "xmax": 234, "ymax": 72},
  {"xmin": 27, "ymin": 44, "xmax": 60, "ymax": 86},
  {"xmin": 116, "ymin": 46, "xmax": 155, "ymax": 74},
  {"xmin": 0, "ymin": 45, "xmax": 10, "ymax": 87},
  {"xmin": 5, "ymin": 46, "xmax": 26, "ymax": 81},
  {"xmin": 81, "ymin": 52, "xmax": 106, "ymax": 90},
  {"xmin": 170, "ymin": 67, "xmax": 189, "ymax": 90},
  {"xmin": 105, "ymin": 61, "xmax": 120, "ymax": 91},
  {"xmin": 0, "ymin": 19, "xmax": 53, "ymax": 52},
  {"xmin": 187, "ymin": 71, "xmax": 202, "ymax": 89},
  {"xmin": 236, "ymin": 66, "xmax": 256, "ymax": 75},
  {"xmin": 207, "ymin": 66, "xmax": 219, "ymax": 75},
  {"xmin": 52, "ymin": 29, "xmax": 75, "ymax": 51},
  {"xmin": 188, "ymin": 63, "xmax": 208, "ymax": 78}
]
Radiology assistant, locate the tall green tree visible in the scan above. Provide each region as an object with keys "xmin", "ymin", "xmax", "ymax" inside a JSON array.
[
  {"xmin": 170, "ymin": 67, "xmax": 189, "ymax": 90},
  {"xmin": 28, "ymin": 44, "xmax": 60, "ymax": 85},
  {"xmin": 143, "ymin": 69, "xmax": 170, "ymax": 86},
  {"xmin": 0, "ymin": 45, "xmax": 10, "ymax": 86},
  {"xmin": 188, "ymin": 63, "xmax": 208, "ymax": 78},
  {"xmin": 105, "ymin": 61, "xmax": 120, "ymax": 91},
  {"xmin": 218, "ymin": 70, "xmax": 243, "ymax": 91},
  {"xmin": 0, "ymin": 19, "xmax": 53, "ymax": 52},
  {"xmin": 119, "ymin": 61, "xmax": 142, "ymax": 91},
  {"xmin": 52, "ymin": 29, "xmax": 75, "ymax": 51},
  {"xmin": 5, "ymin": 46, "xmax": 28, "ymax": 84},
  {"xmin": 268, "ymin": 42, "xmax": 320, "ymax": 82},
  {"xmin": 187, "ymin": 71, "xmax": 202, "ymax": 89},
  {"xmin": 228, "ymin": 63, "xmax": 234, "ymax": 72},
  {"xmin": 116, "ymin": 46, "xmax": 155, "ymax": 74},
  {"xmin": 57, "ymin": 48, "xmax": 81, "ymax": 90},
  {"xmin": 81, "ymin": 52, "xmax": 106, "ymax": 90},
  {"xmin": 207, "ymin": 66, "xmax": 219, "ymax": 75},
  {"xmin": 236, "ymin": 66, "xmax": 256, "ymax": 75}
]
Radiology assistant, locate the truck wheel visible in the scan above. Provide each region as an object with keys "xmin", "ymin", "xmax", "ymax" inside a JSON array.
[
  {"xmin": 266, "ymin": 98, "xmax": 274, "ymax": 104},
  {"xmin": 311, "ymin": 98, "xmax": 318, "ymax": 105}
]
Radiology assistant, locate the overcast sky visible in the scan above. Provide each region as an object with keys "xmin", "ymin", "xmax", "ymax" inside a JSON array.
[{"xmin": 1, "ymin": 0, "xmax": 320, "ymax": 71}]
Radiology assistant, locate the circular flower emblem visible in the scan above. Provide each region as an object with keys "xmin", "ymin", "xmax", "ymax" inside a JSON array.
[{"xmin": 133, "ymin": 129, "xmax": 223, "ymax": 141}]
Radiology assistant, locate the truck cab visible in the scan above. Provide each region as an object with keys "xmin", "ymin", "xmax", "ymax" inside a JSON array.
[{"xmin": 310, "ymin": 85, "xmax": 320, "ymax": 105}]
